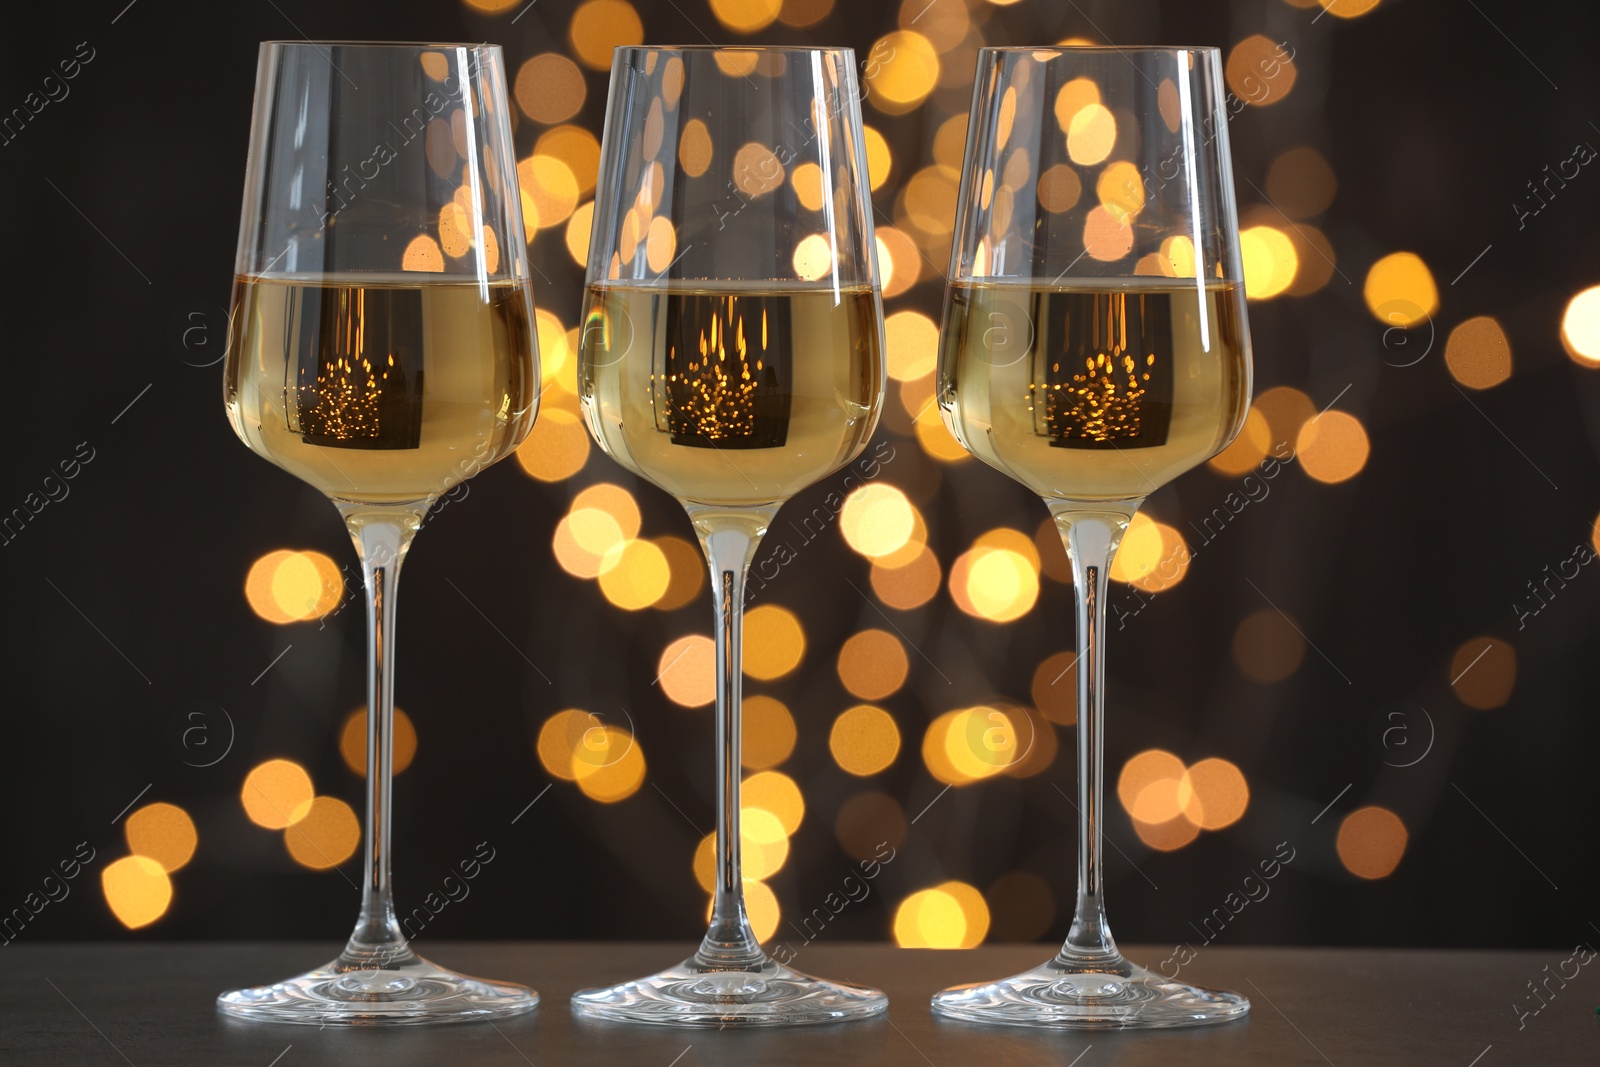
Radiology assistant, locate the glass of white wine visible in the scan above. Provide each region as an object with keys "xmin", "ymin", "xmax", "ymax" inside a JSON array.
[
  {"xmin": 218, "ymin": 42, "xmax": 539, "ymax": 1024},
  {"xmin": 572, "ymin": 46, "xmax": 887, "ymax": 1026},
  {"xmin": 932, "ymin": 46, "xmax": 1253, "ymax": 1028}
]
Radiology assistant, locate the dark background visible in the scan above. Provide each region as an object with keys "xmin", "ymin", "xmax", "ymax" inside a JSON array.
[{"xmin": 1, "ymin": 0, "xmax": 1597, "ymax": 957}]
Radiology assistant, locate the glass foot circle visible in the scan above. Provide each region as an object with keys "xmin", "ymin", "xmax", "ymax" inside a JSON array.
[
  {"xmin": 572, "ymin": 955, "xmax": 887, "ymax": 1027},
  {"xmin": 217, "ymin": 954, "xmax": 538, "ymax": 1025},
  {"xmin": 933, "ymin": 958, "xmax": 1248, "ymax": 1030}
]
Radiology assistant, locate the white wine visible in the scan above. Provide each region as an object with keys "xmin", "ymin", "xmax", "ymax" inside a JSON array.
[
  {"xmin": 578, "ymin": 283, "xmax": 883, "ymax": 507},
  {"xmin": 225, "ymin": 274, "xmax": 538, "ymax": 505},
  {"xmin": 939, "ymin": 279, "xmax": 1248, "ymax": 501}
]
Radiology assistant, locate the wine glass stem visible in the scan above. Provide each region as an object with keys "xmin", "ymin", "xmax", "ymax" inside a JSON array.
[
  {"xmin": 340, "ymin": 510, "xmax": 420, "ymax": 970},
  {"xmin": 693, "ymin": 519, "xmax": 767, "ymax": 968},
  {"xmin": 1051, "ymin": 503, "xmax": 1137, "ymax": 967}
]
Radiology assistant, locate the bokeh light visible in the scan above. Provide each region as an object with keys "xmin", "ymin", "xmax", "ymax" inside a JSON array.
[
  {"xmin": 1209, "ymin": 406, "xmax": 1272, "ymax": 476},
  {"xmin": 1232, "ymin": 608, "xmax": 1306, "ymax": 683},
  {"xmin": 1296, "ymin": 411, "xmax": 1370, "ymax": 484},
  {"xmin": 830, "ymin": 704, "xmax": 901, "ymax": 776},
  {"xmin": 284, "ymin": 796, "xmax": 361, "ymax": 869},
  {"xmin": 1266, "ymin": 147, "xmax": 1337, "ymax": 218},
  {"xmin": 514, "ymin": 54, "xmax": 586, "ymax": 125},
  {"xmin": 1225, "ymin": 36, "xmax": 1297, "ymax": 107},
  {"xmin": 1364, "ymin": 252, "xmax": 1438, "ymax": 328},
  {"xmin": 244, "ymin": 550, "xmax": 343, "ymax": 624},
  {"xmin": 339, "ymin": 706, "xmax": 417, "ymax": 776},
  {"xmin": 744, "ymin": 605, "xmax": 805, "ymax": 680},
  {"xmin": 870, "ymin": 544, "xmax": 943, "ymax": 610},
  {"xmin": 1179, "ymin": 758, "xmax": 1250, "ymax": 830},
  {"xmin": 1240, "ymin": 225, "xmax": 1298, "ymax": 299},
  {"xmin": 1067, "ymin": 103, "xmax": 1116, "ymax": 166},
  {"xmin": 101, "ymin": 856, "xmax": 172, "ymax": 929},
  {"xmin": 837, "ymin": 629, "xmax": 910, "ymax": 700},
  {"xmin": 1449, "ymin": 636, "xmax": 1516, "ymax": 710},
  {"xmin": 124, "ymin": 803, "xmax": 197, "ymax": 873},
  {"xmin": 744, "ymin": 770, "xmax": 805, "ymax": 834},
  {"xmin": 866, "ymin": 32, "xmax": 940, "ymax": 114},
  {"xmin": 950, "ymin": 534, "xmax": 1039, "ymax": 622},
  {"xmin": 710, "ymin": 0, "xmax": 783, "ymax": 33},
  {"xmin": 515, "ymin": 406, "xmax": 591, "ymax": 482},
  {"xmin": 568, "ymin": 0, "xmax": 643, "ymax": 71},
  {"xmin": 1337, "ymin": 806, "xmax": 1408, "ymax": 879},
  {"xmin": 652, "ymin": 535, "xmax": 705, "ymax": 611},
  {"xmin": 893, "ymin": 882, "xmax": 989, "ymax": 948},
  {"xmin": 240, "ymin": 759, "xmax": 314, "ymax": 830},
  {"xmin": 1253, "ymin": 385, "xmax": 1316, "ymax": 451},
  {"xmin": 599, "ymin": 539, "xmax": 672, "ymax": 610},
  {"xmin": 660, "ymin": 635, "xmax": 716, "ymax": 707},
  {"xmin": 573, "ymin": 726, "xmax": 646, "ymax": 802},
  {"xmin": 1559, "ymin": 286, "xmax": 1600, "ymax": 365},
  {"xmin": 1445, "ymin": 316, "xmax": 1512, "ymax": 389},
  {"xmin": 884, "ymin": 310, "xmax": 939, "ymax": 382},
  {"xmin": 1031, "ymin": 651, "xmax": 1077, "ymax": 726},
  {"xmin": 742, "ymin": 694, "xmax": 797, "ymax": 769},
  {"xmin": 840, "ymin": 484, "xmax": 916, "ymax": 559}
]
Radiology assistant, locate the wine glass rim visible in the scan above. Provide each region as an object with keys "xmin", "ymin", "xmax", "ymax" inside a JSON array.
[
  {"xmin": 260, "ymin": 40, "xmax": 499, "ymax": 50},
  {"xmin": 612, "ymin": 44, "xmax": 855, "ymax": 55},
  {"xmin": 979, "ymin": 44, "xmax": 1219, "ymax": 56}
]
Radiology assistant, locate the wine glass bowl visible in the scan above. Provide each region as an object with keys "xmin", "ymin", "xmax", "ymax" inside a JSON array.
[
  {"xmin": 217, "ymin": 41, "xmax": 539, "ymax": 1025},
  {"xmin": 932, "ymin": 45, "xmax": 1253, "ymax": 1030},
  {"xmin": 572, "ymin": 45, "xmax": 888, "ymax": 1027}
]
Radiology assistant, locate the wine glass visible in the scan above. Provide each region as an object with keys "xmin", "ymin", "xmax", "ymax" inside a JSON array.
[
  {"xmin": 572, "ymin": 46, "xmax": 886, "ymax": 1026},
  {"xmin": 218, "ymin": 41, "xmax": 539, "ymax": 1025},
  {"xmin": 932, "ymin": 46, "xmax": 1252, "ymax": 1028}
]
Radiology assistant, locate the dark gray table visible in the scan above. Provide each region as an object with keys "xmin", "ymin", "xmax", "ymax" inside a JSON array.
[{"xmin": 1, "ymin": 942, "xmax": 1593, "ymax": 1065}]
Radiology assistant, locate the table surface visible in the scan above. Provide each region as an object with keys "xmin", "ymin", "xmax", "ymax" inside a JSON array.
[{"xmin": 1, "ymin": 941, "xmax": 1593, "ymax": 1066}]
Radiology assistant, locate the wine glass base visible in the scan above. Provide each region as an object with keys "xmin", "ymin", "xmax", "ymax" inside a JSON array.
[
  {"xmin": 932, "ymin": 957, "xmax": 1248, "ymax": 1030},
  {"xmin": 217, "ymin": 953, "xmax": 538, "ymax": 1026},
  {"xmin": 571, "ymin": 954, "xmax": 887, "ymax": 1027}
]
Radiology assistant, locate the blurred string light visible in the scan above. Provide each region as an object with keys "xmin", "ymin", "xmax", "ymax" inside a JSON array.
[
  {"xmin": 1560, "ymin": 285, "xmax": 1600, "ymax": 365},
  {"xmin": 1337, "ymin": 806, "xmax": 1407, "ymax": 878},
  {"xmin": 744, "ymin": 605, "xmax": 805, "ymax": 680},
  {"xmin": 339, "ymin": 707, "xmax": 418, "ymax": 775},
  {"xmin": 893, "ymin": 882, "xmax": 989, "ymax": 948},
  {"xmin": 245, "ymin": 550, "xmax": 343, "ymax": 624},
  {"xmin": 866, "ymin": 31, "xmax": 940, "ymax": 115}
]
